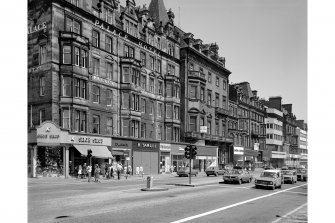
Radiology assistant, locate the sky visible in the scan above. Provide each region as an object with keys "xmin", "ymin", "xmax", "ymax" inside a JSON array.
[{"xmin": 125, "ymin": 0, "xmax": 308, "ymax": 122}]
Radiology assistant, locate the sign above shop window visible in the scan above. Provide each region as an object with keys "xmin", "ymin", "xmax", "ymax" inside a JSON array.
[
  {"xmin": 160, "ymin": 143, "xmax": 171, "ymax": 152},
  {"xmin": 36, "ymin": 121, "xmax": 67, "ymax": 146},
  {"xmin": 234, "ymin": 147, "xmax": 244, "ymax": 155},
  {"xmin": 69, "ymin": 134, "xmax": 111, "ymax": 146}
]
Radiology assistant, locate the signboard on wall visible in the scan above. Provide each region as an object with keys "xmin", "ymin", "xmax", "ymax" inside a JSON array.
[
  {"xmin": 200, "ymin": 126, "xmax": 208, "ymax": 133},
  {"xmin": 36, "ymin": 121, "xmax": 68, "ymax": 146},
  {"xmin": 234, "ymin": 147, "xmax": 244, "ymax": 155}
]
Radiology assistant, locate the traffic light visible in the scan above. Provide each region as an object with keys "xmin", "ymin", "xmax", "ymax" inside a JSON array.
[
  {"xmin": 184, "ymin": 146, "xmax": 191, "ymax": 159},
  {"xmin": 87, "ymin": 149, "xmax": 92, "ymax": 158},
  {"xmin": 191, "ymin": 145, "xmax": 197, "ymax": 159}
]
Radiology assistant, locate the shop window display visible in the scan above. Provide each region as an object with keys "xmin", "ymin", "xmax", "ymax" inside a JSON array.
[{"xmin": 36, "ymin": 147, "xmax": 63, "ymax": 177}]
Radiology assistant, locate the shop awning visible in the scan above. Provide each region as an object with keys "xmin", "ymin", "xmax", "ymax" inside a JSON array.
[
  {"xmin": 74, "ymin": 145, "xmax": 113, "ymax": 158},
  {"xmin": 112, "ymin": 150, "xmax": 126, "ymax": 156}
]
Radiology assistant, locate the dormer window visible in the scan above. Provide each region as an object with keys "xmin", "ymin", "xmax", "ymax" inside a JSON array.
[
  {"xmin": 103, "ymin": 7, "xmax": 113, "ymax": 24},
  {"xmin": 125, "ymin": 19, "xmax": 138, "ymax": 37},
  {"xmin": 168, "ymin": 42, "xmax": 174, "ymax": 56}
]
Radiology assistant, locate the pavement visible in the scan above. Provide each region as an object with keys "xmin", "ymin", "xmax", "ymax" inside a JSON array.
[
  {"xmin": 272, "ymin": 203, "xmax": 307, "ymax": 223},
  {"xmin": 28, "ymin": 169, "xmax": 265, "ymax": 185}
]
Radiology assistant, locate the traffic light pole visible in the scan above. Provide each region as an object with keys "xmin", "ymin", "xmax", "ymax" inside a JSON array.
[{"xmin": 189, "ymin": 156, "xmax": 191, "ymax": 185}]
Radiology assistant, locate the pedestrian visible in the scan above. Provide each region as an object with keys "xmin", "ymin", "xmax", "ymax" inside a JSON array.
[
  {"xmin": 105, "ymin": 164, "xmax": 109, "ymax": 179},
  {"xmin": 110, "ymin": 165, "xmax": 114, "ymax": 179},
  {"xmin": 77, "ymin": 164, "xmax": 82, "ymax": 179},
  {"xmin": 94, "ymin": 164, "xmax": 101, "ymax": 183},
  {"xmin": 86, "ymin": 164, "xmax": 92, "ymax": 183},
  {"xmin": 116, "ymin": 162, "xmax": 122, "ymax": 180},
  {"xmin": 101, "ymin": 163, "xmax": 106, "ymax": 178},
  {"xmin": 82, "ymin": 163, "xmax": 87, "ymax": 179}
]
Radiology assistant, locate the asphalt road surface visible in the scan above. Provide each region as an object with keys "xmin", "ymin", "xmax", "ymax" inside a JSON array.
[{"xmin": 28, "ymin": 174, "xmax": 307, "ymax": 223}]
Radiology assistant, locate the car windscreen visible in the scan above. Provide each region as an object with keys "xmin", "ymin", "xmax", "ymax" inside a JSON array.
[
  {"xmin": 232, "ymin": 170, "xmax": 242, "ymax": 174},
  {"xmin": 261, "ymin": 172, "xmax": 276, "ymax": 178},
  {"xmin": 282, "ymin": 171, "xmax": 293, "ymax": 175}
]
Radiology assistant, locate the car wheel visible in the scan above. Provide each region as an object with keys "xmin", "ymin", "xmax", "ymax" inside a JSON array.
[
  {"xmin": 278, "ymin": 184, "xmax": 282, "ymax": 189},
  {"xmin": 255, "ymin": 185, "xmax": 259, "ymax": 189},
  {"xmin": 207, "ymin": 174, "xmax": 209, "ymax": 177}
]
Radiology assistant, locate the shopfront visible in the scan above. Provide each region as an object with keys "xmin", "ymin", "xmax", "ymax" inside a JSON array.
[
  {"xmin": 28, "ymin": 121, "xmax": 113, "ymax": 178},
  {"xmin": 233, "ymin": 146, "xmax": 244, "ymax": 166},
  {"xmin": 111, "ymin": 138, "xmax": 132, "ymax": 168},
  {"xmin": 28, "ymin": 121, "xmax": 69, "ymax": 178},
  {"xmin": 244, "ymin": 149, "xmax": 259, "ymax": 169},
  {"xmin": 159, "ymin": 143, "xmax": 171, "ymax": 174},
  {"xmin": 132, "ymin": 141, "xmax": 160, "ymax": 175},
  {"xmin": 69, "ymin": 133, "xmax": 112, "ymax": 176},
  {"xmin": 270, "ymin": 151, "xmax": 287, "ymax": 168},
  {"xmin": 194, "ymin": 146, "xmax": 218, "ymax": 172},
  {"xmin": 171, "ymin": 143, "xmax": 188, "ymax": 172}
]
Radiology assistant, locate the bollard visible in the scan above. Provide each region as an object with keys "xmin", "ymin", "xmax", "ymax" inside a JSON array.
[{"xmin": 147, "ymin": 176, "xmax": 153, "ymax": 189}]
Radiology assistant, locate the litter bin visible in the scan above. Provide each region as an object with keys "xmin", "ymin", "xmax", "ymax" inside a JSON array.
[{"xmin": 147, "ymin": 176, "xmax": 153, "ymax": 189}]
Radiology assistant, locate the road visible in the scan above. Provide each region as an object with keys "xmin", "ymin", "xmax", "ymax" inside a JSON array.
[{"xmin": 28, "ymin": 173, "xmax": 307, "ymax": 223}]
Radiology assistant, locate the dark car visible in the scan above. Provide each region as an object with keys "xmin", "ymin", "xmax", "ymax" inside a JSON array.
[
  {"xmin": 177, "ymin": 167, "xmax": 198, "ymax": 177},
  {"xmin": 205, "ymin": 167, "xmax": 227, "ymax": 176},
  {"xmin": 223, "ymin": 169, "xmax": 253, "ymax": 184}
]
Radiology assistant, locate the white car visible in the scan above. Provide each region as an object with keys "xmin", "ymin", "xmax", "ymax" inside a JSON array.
[{"xmin": 254, "ymin": 169, "xmax": 283, "ymax": 190}]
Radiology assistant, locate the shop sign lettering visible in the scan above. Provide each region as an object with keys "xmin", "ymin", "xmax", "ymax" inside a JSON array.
[
  {"xmin": 37, "ymin": 134, "xmax": 60, "ymax": 139},
  {"xmin": 28, "ymin": 22, "xmax": 47, "ymax": 35},
  {"xmin": 78, "ymin": 137, "xmax": 103, "ymax": 144},
  {"xmin": 137, "ymin": 142, "xmax": 157, "ymax": 149}
]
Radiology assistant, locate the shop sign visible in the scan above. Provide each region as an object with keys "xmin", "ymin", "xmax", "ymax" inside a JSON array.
[
  {"xmin": 271, "ymin": 151, "xmax": 286, "ymax": 159},
  {"xmin": 36, "ymin": 121, "xmax": 66, "ymax": 145},
  {"xmin": 234, "ymin": 147, "xmax": 244, "ymax": 155},
  {"xmin": 133, "ymin": 141, "xmax": 159, "ymax": 151},
  {"xmin": 200, "ymin": 126, "xmax": 207, "ymax": 133},
  {"xmin": 28, "ymin": 22, "xmax": 47, "ymax": 35},
  {"xmin": 160, "ymin": 143, "xmax": 171, "ymax": 152},
  {"xmin": 94, "ymin": 19, "xmax": 161, "ymax": 56},
  {"xmin": 69, "ymin": 134, "xmax": 111, "ymax": 146},
  {"xmin": 112, "ymin": 139, "xmax": 132, "ymax": 150},
  {"xmin": 244, "ymin": 149, "xmax": 259, "ymax": 157}
]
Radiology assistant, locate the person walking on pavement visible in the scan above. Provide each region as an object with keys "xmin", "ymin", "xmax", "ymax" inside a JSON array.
[
  {"xmin": 82, "ymin": 163, "xmax": 87, "ymax": 179},
  {"xmin": 116, "ymin": 162, "xmax": 122, "ymax": 180},
  {"xmin": 94, "ymin": 164, "xmax": 101, "ymax": 183},
  {"xmin": 86, "ymin": 164, "xmax": 92, "ymax": 183},
  {"xmin": 77, "ymin": 164, "xmax": 82, "ymax": 179}
]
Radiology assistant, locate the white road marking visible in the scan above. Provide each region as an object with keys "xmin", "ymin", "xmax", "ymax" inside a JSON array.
[
  {"xmin": 169, "ymin": 184, "xmax": 307, "ymax": 223},
  {"xmin": 271, "ymin": 202, "xmax": 307, "ymax": 223},
  {"xmin": 283, "ymin": 191, "xmax": 308, "ymax": 195}
]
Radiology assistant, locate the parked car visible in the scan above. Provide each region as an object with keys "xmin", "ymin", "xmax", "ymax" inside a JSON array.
[
  {"xmin": 205, "ymin": 167, "xmax": 227, "ymax": 176},
  {"xmin": 254, "ymin": 169, "xmax": 283, "ymax": 190},
  {"xmin": 297, "ymin": 169, "xmax": 308, "ymax": 181},
  {"xmin": 177, "ymin": 167, "xmax": 198, "ymax": 177},
  {"xmin": 223, "ymin": 169, "xmax": 253, "ymax": 184},
  {"xmin": 282, "ymin": 170, "xmax": 297, "ymax": 184}
]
